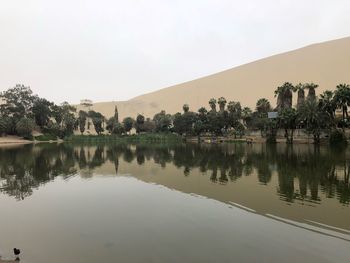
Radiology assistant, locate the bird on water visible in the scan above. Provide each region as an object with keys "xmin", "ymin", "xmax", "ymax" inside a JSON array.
[{"xmin": 13, "ymin": 248, "xmax": 20, "ymax": 261}]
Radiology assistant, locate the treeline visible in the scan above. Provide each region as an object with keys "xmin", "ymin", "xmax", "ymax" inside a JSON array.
[{"xmin": 1, "ymin": 82, "xmax": 350, "ymax": 144}]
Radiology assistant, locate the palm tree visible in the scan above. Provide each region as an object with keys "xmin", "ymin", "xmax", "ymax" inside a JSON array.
[
  {"xmin": 198, "ymin": 107, "xmax": 207, "ymax": 116},
  {"xmin": 256, "ymin": 98, "xmax": 271, "ymax": 115},
  {"xmin": 209, "ymin": 98, "xmax": 217, "ymax": 112},
  {"xmin": 305, "ymin": 83, "xmax": 318, "ymax": 101},
  {"xmin": 295, "ymin": 83, "xmax": 305, "ymax": 109},
  {"xmin": 333, "ymin": 84, "xmax": 350, "ymax": 121},
  {"xmin": 319, "ymin": 90, "xmax": 336, "ymax": 121},
  {"xmin": 274, "ymin": 82, "xmax": 295, "ymax": 110},
  {"xmin": 218, "ymin": 97, "xmax": 227, "ymax": 112},
  {"xmin": 183, "ymin": 104, "xmax": 189, "ymax": 113},
  {"xmin": 298, "ymin": 99, "xmax": 330, "ymax": 144}
]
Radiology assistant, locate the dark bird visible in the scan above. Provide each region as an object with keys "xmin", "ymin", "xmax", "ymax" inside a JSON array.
[{"xmin": 13, "ymin": 248, "xmax": 20, "ymax": 261}]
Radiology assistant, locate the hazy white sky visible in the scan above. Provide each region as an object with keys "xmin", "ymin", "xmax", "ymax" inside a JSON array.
[{"xmin": 1, "ymin": 0, "xmax": 350, "ymax": 104}]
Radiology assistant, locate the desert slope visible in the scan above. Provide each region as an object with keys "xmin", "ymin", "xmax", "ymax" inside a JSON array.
[{"xmin": 80, "ymin": 37, "xmax": 350, "ymax": 119}]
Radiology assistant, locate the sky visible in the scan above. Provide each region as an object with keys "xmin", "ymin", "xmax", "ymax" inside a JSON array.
[{"xmin": 1, "ymin": 0, "xmax": 350, "ymax": 104}]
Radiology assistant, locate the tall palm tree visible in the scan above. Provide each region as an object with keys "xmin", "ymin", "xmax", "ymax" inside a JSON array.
[
  {"xmin": 319, "ymin": 90, "xmax": 336, "ymax": 121},
  {"xmin": 198, "ymin": 107, "xmax": 207, "ymax": 116},
  {"xmin": 227, "ymin": 101, "xmax": 242, "ymax": 120},
  {"xmin": 333, "ymin": 83, "xmax": 350, "ymax": 121},
  {"xmin": 218, "ymin": 97, "xmax": 227, "ymax": 112},
  {"xmin": 209, "ymin": 98, "xmax": 217, "ymax": 112},
  {"xmin": 183, "ymin": 104, "xmax": 189, "ymax": 113},
  {"xmin": 274, "ymin": 82, "xmax": 295, "ymax": 110},
  {"xmin": 305, "ymin": 83, "xmax": 318, "ymax": 101},
  {"xmin": 295, "ymin": 83, "xmax": 305, "ymax": 109}
]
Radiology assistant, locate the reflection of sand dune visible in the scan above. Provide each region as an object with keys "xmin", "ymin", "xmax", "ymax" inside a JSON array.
[
  {"xmin": 92, "ymin": 156, "xmax": 350, "ymax": 233},
  {"xmin": 80, "ymin": 37, "xmax": 350, "ymax": 119}
]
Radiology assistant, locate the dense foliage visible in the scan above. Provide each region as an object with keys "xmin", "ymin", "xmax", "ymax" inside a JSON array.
[{"xmin": 1, "ymin": 82, "xmax": 350, "ymax": 144}]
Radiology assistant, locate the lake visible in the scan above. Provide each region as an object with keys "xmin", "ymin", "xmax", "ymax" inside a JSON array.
[{"xmin": 0, "ymin": 142, "xmax": 349, "ymax": 262}]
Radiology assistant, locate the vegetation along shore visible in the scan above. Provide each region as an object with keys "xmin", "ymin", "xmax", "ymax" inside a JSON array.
[{"xmin": 1, "ymin": 82, "xmax": 350, "ymax": 145}]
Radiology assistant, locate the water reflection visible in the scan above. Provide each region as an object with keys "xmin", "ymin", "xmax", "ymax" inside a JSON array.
[{"xmin": 0, "ymin": 143, "xmax": 349, "ymax": 206}]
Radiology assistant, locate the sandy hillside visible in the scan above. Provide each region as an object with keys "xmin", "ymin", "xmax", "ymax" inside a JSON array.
[{"xmin": 78, "ymin": 37, "xmax": 350, "ymax": 119}]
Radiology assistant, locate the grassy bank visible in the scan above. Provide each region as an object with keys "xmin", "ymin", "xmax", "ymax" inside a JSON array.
[{"xmin": 65, "ymin": 133, "xmax": 182, "ymax": 143}]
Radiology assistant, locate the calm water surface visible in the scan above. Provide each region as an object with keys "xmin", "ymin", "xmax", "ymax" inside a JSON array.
[{"xmin": 0, "ymin": 142, "xmax": 349, "ymax": 262}]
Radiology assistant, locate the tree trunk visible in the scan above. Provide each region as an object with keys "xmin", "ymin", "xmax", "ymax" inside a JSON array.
[{"xmin": 297, "ymin": 89, "xmax": 305, "ymax": 109}]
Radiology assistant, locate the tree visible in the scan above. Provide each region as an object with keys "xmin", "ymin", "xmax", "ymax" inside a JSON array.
[
  {"xmin": 88, "ymin": 110, "xmax": 104, "ymax": 135},
  {"xmin": 78, "ymin": 111, "xmax": 88, "ymax": 134},
  {"xmin": 295, "ymin": 83, "xmax": 305, "ymax": 109},
  {"xmin": 135, "ymin": 114, "xmax": 145, "ymax": 133},
  {"xmin": 59, "ymin": 102, "xmax": 77, "ymax": 136},
  {"xmin": 183, "ymin": 104, "xmax": 189, "ymax": 113},
  {"xmin": 173, "ymin": 111, "xmax": 196, "ymax": 135},
  {"xmin": 153, "ymin": 111, "xmax": 172, "ymax": 132},
  {"xmin": 16, "ymin": 118, "xmax": 35, "ymax": 139},
  {"xmin": 0, "ymin": 84, "xmax": 36, "ymax": 121},
  {"xmin": 319, "ymin": 90, "xmax": 336, "ymax": 122},
  {"xmin": 242, "ymin": 107, "xmax": 252, "ymax": 127},
  {"xmin": 298, "ymin": 99, "xmax": 330, "ymax": 144},
  {"xmin": 106, "ymin": 117, "xmax": 119, "ymax": 134},
  {"xmin": 218, "ymin": 97, "xmax": 227, "ymax": 112},
  {"xmin": 32, "ymin": 98, "xmax": 53, "ymax": 128},
  {"xmin": 305, "ymin": 83, "xmax": 318, "ymax": 101},
  {"xmin": 274, "ymin": 82, "xmax": 295, "ymax": 110},
  {"xmin": 278, "ymin": 108, "xmax": 297, "ymax": 143},
  {"xmin": 256, "ymin": 98, "xmax": 271, "ymax": 116},
  {"xmin": 0, "ymin": 116, "xmax": 13, "ymax": 135},
  {"xmin": 123, "ymin": 117, "xmax": 134, "ymax": 134},
  {"xmin": 209, "ymin": 98, "xmax": 217, "ymax": 112},
  {"xmin": 51, "ymin": 104, "xmax": 64, "ymax": 126},
  {"xmin": 333, "ymin": 83, "xmax": 350, "ymax": 121}
]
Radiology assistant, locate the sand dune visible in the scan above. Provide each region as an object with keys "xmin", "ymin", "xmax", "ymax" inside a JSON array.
[{"xmin": 78, "ymin": 37, "xmax": 350, "ymax": 119}]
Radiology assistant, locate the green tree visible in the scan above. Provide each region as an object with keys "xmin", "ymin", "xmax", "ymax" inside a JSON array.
[
  {"xmin": 16, "ymin": 117, "xmax": 35, "ymax": 139},
  {"xmin": 78, "ymin": 111, "xmax": 88, "ymax": 134},
  {"xmin": 123, "ymin": 117, "xmax": 134, "ymax": 134},
  {"xmin": 209, "ymin": 98, "xmax": 217, "ymax": 112},
  {"xmin": 295, "ymin": 83, "xmax": 305, "ymax": 109},
  {"xmin": 333, "ymin": 83, "xmax": 350, "ymax": 121},
  {"xmin": 135, "ymin": 114, "xmax": 145, "ymax": 133},
  {"xmin": 298, "ymin": 99, "xmax": 330, "ymax": 144},
  {"xmin": 218, "ymin": 97, "xmax": 227, "ymax": 112},
  {"xmin": 278, "ymin": 108, "xmax": 298, "ymax": 143},
  {"xmin": 256, "ymin": 98, "xmax": 271, "ymax": 116},
  {"xmin": 319, "ymin": 90, "xmax": 337, "ymax": 122},
  {"xmin": 274, "ymin": 82, "xmax": 295, "ymax": 110},
  {"xmin": 153, "ymin": 111, "xmax": 172, "ymax": 132},
  {"xmin": 305, "ymin": 83, "xmax": 318, "ymax": 101},
  {"xmin": 0, "ymin": 116, "xmax": 13, "ymax": 135},
  {"xmin": 183, "ymin": 104, "xmax": 189, "ymax": 113},
  {"xmin": 32, "ymin": 98, "xmax": 53, "ymax": 128},
  {"xmin": 88, "ymin": 111, "xmax": 105, "ymax": 135},
  {"xmin": 0, "ymin": 84, "xmax": 36, "ymax": 121},
  {"xmin": 242, "ymin": 107, "xmax": 253, "ymax": 127}
]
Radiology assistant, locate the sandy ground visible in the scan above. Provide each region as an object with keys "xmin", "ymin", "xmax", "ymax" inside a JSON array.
[
  {"xmin": 76, "ymin": 37, "xmax": 350, "ymax": 119},
  {"xmin": 0, "ymin": 136, "xmax": 32, "ymax": 146}
]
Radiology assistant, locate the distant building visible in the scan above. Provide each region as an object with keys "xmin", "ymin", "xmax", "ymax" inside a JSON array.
[{"xmin": 80, "ymin": 99, "xmax": 93, "ymax": 110}]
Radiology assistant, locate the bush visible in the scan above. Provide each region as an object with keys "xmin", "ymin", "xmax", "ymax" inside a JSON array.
[
  {"xmin": 329, "ymin": 129, "xmax": 347, "ymax": 145},
  {"xmin": 16, "ymin": 118, "xmax": 35, "ymax": 139},
  {"xmin": 34, "ymin": 134, "xmax": 58, "ymax": 141}
]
